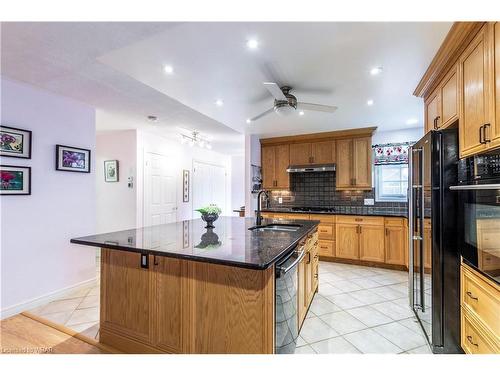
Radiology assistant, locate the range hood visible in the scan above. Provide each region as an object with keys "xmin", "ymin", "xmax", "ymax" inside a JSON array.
[{"xmin": 286, "ymin": 164, "xmax": 336, "ymax": 173}]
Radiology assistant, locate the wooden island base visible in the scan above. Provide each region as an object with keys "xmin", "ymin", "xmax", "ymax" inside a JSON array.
[{"xmin": 99, "ymin": 249, "xmax": 275, "ymax": 354}]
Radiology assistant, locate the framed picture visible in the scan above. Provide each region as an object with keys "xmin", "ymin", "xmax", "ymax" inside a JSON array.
[
  {"xmin": 0, "ymin": 165, "xmax": 31, "ymax": 195},
  {"xmin": 104, "ymin": 160, "xmax": 119, "ymax": 182},
  {"xmin": 0, "ymin": 125, "xmax": 32, "ymax": 159},
  {"xmin": 56, "ymin": 145, "xmax": 91, "ymax": 173},
  {"xmin": 182, "ymin": 169, "xmax": 190, "ymax": 202}
]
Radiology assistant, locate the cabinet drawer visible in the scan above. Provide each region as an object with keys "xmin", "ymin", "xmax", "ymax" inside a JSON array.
[
  {"xmin": 309, "ymin": 214, "xmax": 335, "ymax": 223},
  {"xmin": 317, "ymin": 224, "xmax": 334, "ymax": 239},
  {"xmin": 318, "ymin": 240, "xmax": 335, "ymax": 257},
  {"xmin": 337, "ymin": 215, "xmax": 384, "ymax": 226},
  {"xmin": 461, "ymin": 308, "xmax": 499, "ymax": 354},
  {"xmin": 384, "ymin": 217, "xmax": 405, "ymax": 226},
  {"xmin": 461, "ymin": 265, "xmax": 500, "ymax": 338}
]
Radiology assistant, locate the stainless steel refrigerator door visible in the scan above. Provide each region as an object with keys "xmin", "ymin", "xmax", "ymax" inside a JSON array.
[{"xmin": 409, "ymin": 140, "xmax": 433, "ymax": 344}]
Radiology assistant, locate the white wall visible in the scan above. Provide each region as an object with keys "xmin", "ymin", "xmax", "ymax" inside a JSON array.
[
  {"xmin": 245, "ymin": 134, "xmax": 262, "ymax": 217},
  {"xmin": 0, "ymin": 78, "xmax": 96, "ymax": 317},
  {"xmin": 96, "ymin": 130, "xmax": 137, "ymax": 233},
  {"xmin": 230, "ymin": 155, "xmax": 245, "ymax": 215},
  {"xmin": 372, "ymin": 127, "xmax": 423, "ymax": 145},
  {"xmin": 136, "ymin": 130, "xmax": 232, "ymax": 227}
]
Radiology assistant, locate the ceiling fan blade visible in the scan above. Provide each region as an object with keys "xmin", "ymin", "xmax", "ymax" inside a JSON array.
[
  {"xmin": 249, "ymin": 108, "xmax": 274, "ymax": 122},
  {"xmin": 298, "ymin": 102, "xmax": 338, "ymax": 113},
  {"xmin": 263, "ymin": 82, "xmax": 287, "ymax": 101}
]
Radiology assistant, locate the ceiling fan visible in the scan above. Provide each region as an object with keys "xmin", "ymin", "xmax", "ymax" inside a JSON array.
[{"xmin": 248, "ymin": 82, "xmax": 338, "ymax": 122}]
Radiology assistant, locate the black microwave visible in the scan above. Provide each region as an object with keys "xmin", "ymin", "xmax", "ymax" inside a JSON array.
[{"xmin": 452, "ymin": 151, "xmax": 500, "ymax": 285}]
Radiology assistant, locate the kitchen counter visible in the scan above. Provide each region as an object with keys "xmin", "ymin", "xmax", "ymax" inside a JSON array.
[
  {"xmin": 71, "ymin": 216, "xmax": 319, "ymax": 354},
  {"xmin": 260, "ymin": 206, "xmax": 408, "ymax": 218},
  {"xmin": 71, "ymin": 216, "xmax": 319, "ymax": 270}
]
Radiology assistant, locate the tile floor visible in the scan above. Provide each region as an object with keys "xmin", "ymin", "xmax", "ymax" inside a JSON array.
[
  {"xmin": 26, "ymin": 260, "xmax": 431, "ymax": 354},
  {"xmin": 296, "ymin": 261, "xmax": 431, "ymax": 354}
]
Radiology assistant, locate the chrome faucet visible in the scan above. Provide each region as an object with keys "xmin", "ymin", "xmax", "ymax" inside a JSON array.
[{"xmin": 256, "ymin": 190, "xmax": 269, "ymax": 226}]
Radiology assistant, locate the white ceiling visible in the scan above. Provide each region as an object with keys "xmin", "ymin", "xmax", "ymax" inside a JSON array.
[{"xmin": 1, "ymin": 22, "xmax": 452, "ymax": 153}]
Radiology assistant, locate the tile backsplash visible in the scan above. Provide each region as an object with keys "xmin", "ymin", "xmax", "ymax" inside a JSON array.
[{"xmin": 267, "ymin": 171, "xmax": 407, "ymax": 212}]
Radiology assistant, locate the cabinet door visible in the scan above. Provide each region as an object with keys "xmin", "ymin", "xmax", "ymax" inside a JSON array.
[
  {"xmin": 336, "ymin": 139, "xmax": 352, "ymax": 189},
  {"xmin": 153, "ymin": 256, "xmax": 188, "ymax": 353},
  {"xmin": 261, "ymin": 146, "xmax": 275, "ymax": 189},
  {"xmin": 492, "ymin": 22, "xmax": 500, "ymax": 148},
  {"xmin": 275, "ymin": 144, "xmax": 290, "ymax": 189},
  {"xmin": 289, "ymin": 143, "xmax": 311, "ymax": 165},
  {"xmin": 318, "ymin": 240, "xmax": 335, "ymax": 257},
  {"xmin": 353, "ymin": 137, "xmax": 372, "ymax": 189},
  {"xmin": 441, "ymin": 67, "xmax": 459, "ymax": 128},
  {"xmin": 336, "ymin": 223, "xmax": 359, "ymax": 259},
  {"xmin": 297, "ymin": 255, "xmax": 307, "ymax": 327},
  {"xmin": 385, "ymin": 225, "xmax": 406, "ymax": 266},
  {"xmin": 459, "ymin": 24, "xmax": 492, "ymax": 157},
  {"xmin": 100, "ymin": 250, "xmax": 153, "ymax": 344},
  {"xmin": 359, "ymin": 225, "xmax": 385, "ymax": 262},
  {"xmin": 311, "ymin": 141, "xmax": 334, "ymax": 164},
  {"xmin": 305, "ymin": 250, "xmax": 313, "ymax": 306},
  {"xmin": 425, "ymin": 91, "xmax": 441, "ymax": 132}
]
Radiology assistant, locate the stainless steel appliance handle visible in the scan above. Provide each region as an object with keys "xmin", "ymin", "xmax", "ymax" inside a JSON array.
[
  {"xmin": 449, "ymin": 184, "xmax": 500, "ymax": 190},
  {"xmin": 276, "ymin": 246, "xmax": 306, "ymax": 275},
  {"xmin": 408, "ymin": 147, "xmax": 415, "ymax": 307},
  {"xmin": 419, "ymin": 147, "xmax": 425, "ymax": 312}
]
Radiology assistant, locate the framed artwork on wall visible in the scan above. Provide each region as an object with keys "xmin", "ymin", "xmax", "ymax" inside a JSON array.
[
  {"xmin": 0, "ymin": 125, "xmax": 32, "ymax": 159},
  {"xmin": 182, "ymin": 169, "xmax": 190, "ymax": 202},
  {"xmin": 56, "ymin": 145, "xmax": 91, "ymax": 173},
  {"xmin": 0, "ymin": 165, "xmax": 31, "ymax": 195},
  {"xmin": 104, "ymin": 160, "xmax": 119, "ymax": 182}
]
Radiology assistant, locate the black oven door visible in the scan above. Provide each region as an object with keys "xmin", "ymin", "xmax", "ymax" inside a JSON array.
[{"xmin": 452, "ymin": 184, "xmax": 500, "ymax": 285}]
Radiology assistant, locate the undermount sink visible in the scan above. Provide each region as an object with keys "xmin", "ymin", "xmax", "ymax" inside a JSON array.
[{"xmin": 248, "ymin": 224, "xmax": 301, "ymax": 232}]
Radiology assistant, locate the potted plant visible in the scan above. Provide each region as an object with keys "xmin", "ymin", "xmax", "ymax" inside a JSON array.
[{"xmin": 195, "ymin": 204, "xmax": 222, "ymax": 228}]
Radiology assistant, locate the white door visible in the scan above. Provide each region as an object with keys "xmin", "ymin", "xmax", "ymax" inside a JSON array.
[
  {"xmin": 144, "ymin": 152, "xmax": 177, "ymax": 227},
  {"xmin": 192, "ymin": 161, "xmax": 226, "ymax": 218}
]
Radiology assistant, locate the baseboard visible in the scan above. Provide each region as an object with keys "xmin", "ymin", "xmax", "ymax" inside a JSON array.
[{"xmin": 1, "ymin": 277, "xmax": 97, "ymax": 319}]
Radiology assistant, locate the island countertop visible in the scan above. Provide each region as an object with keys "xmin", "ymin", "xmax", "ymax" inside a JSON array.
[{"xmin": 71, "ymin": 216, "xmax": 319, "ymax": 270}]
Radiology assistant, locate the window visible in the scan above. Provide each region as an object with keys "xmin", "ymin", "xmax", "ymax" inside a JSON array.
[{"xmin": 375, "ymin": 164, "xmax": 408, "ymax": 202}]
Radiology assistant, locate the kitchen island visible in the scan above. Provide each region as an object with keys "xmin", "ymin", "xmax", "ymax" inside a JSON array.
[{"xmin": 71, "ymin": 216, "xmax": 319, "ymax": 354}]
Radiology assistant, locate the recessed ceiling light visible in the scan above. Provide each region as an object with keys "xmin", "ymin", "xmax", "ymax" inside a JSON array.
[
  {"xmin": 406, "ymin": 118, "xmax": 418, "ymax": 125},
  {"xmin": 299, "ymin": 111, "xmax": 305, "ymax": 116},
  {"xmin": 215, "ymin": 99, "xmax": 224, "ymax": 107},
  {"xmin": 370, "ymin": 66, "xmax": 383, "ymax": 75},
  {"xmin": 246, "ymin": 39, "xmax": 259, "ymax": 50},
  {"xmin": 163, "ymin": 65, "xmax": 174, "ymax": 74},
  {"xmin": 246, "ymin": 119, "xmax": 251, "ymax": 124},
  {"xmin": 367, "ymin": 99, "xmax": 374, "ymax": 106}
]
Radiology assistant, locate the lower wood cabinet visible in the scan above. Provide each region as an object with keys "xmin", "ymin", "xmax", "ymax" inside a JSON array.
[
  {"xmin": 359, "ymin": 224, "xmax": 385, "ymax": 262},
  {"xmin": 460, "ymin": 262, "xmax": 500, "ymax": 353},
  {"xmin": 298, "ymin": 231, "xmax": 319, "ymax": 328},
  {"xmin": 336, "ymin": 223, "xmax": 360, "ymax": 259},
  {"xmin": 384, "ymin": 218, "xmax": 408, "ymax": 266}
]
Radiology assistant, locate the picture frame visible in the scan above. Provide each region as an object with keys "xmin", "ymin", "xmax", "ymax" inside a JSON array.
[
  {"xmin": 182, "ymin": 169, "xmax": 190, "ymax": 202},
  {"xmin": 55, "ymin": 144, "xmax": 91, "ymax": 173},
  {"xmin": 0, "ymin": 165, "xmax": 31, "ymax": 195},
  {"xmin": 104, "ymin": 160, "xmax": 119, "ymax": 182},
  {"xmin": 0, "ymin": 125, "xmax": 32, "ymax": 159}
]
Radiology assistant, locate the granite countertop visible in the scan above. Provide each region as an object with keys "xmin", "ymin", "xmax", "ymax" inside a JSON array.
[
  {"xmin": 71, "ymin": 216, "xmax": 319, "ymax": 270},
  {"xmin": 261, "ymin": 206, "xmax": 408, "ymax": 218}
]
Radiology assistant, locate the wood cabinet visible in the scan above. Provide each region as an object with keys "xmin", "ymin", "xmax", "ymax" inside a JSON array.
[
  {"xmin": 289, "ymin": 141, "xmax": 335, "ymax": 165},
  {"xmin": 261, "ymin": 144, "xmax": 290, "ymax": 189},
  {"xmin": 384, "ymin": 218, "xmax": 408, "ymax": 266},
  {"xmin": 336, "ymin": 137, "xmax": 372, "ymax": 190},
  {"xmin": 424, "ymin": 66, "xmax": 459, "ymax": 133},
  {"xmin": 336, "ymin": 223, "xmax": 360, "ymax": 259},
  {"xmin": 298, "ymin": 231, "xmax": 319, "ymax": 328},
  {"xmin": 359, "ymin": 224, "xmax": 385, "ymax": 263},
  {"xmin": 459, "ymin": 24, "xmax": 493, "ymax": 157},
  {"xmin": 460, "ymin": 262, "xmax": 500, "ymax": 353}
]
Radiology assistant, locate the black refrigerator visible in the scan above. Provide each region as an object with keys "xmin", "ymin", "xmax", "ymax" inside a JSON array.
[{"xmin": 408, "ymin": 128, "xmax": 463, "ymax": 353}]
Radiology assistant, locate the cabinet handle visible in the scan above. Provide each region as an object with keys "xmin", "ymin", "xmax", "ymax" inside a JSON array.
[
  {"xmin": 307, "ymin": 252, "xmax": 311, "ymax": 264},
  {"xmin": 466, "ymin": 335, "xmax": 479, "ymax": 347},
  {"xmin": 153, "ymin": 255, "xmax": 159, "ymax": 266},
  {"xmin": 359, "ymin": 225, "xmax": 362, "ymax": 234},
  {"xmin": 483, "ymin": 123, "xmax": 491, "ymax": 143},
  {"xmin": 479, "ymin": 125, "xmax": 484, "ymax": 144},
  {"xmin": 385, "ymin": 228, "xmax": 389, "ymax": 236},
  {"xmin": 433, "ymin": 116, "xmax": 440, "ymax": 130},
  {"xmin": 314, "ymin": 273, "xmax": 318, "ymax": 279},
  {"xmin": 466, "ymin": 291, "xmax": 478, "ymax": 301}
]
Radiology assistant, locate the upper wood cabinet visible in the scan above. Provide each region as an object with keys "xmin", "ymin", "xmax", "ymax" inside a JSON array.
[
  {"xmin": 261, "ymin": 144, "xmax": 290, "ymax": 189},
  {"xmin": 336, "ymin": 137, "xmax": 372, "ymax": 190},
  {"xmin": 424, "ymin": 66, "xmax": 459, "ymax": 133},
  {"xmin": 459, "ymin": 24, "xmax": 493, "ymax": 157},
  {"xmin": 289, "ymin": 140, "xmax": 335, "ymax": 165}
]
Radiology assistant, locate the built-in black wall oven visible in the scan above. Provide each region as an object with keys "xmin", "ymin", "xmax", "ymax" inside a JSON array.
[{"xmin": 451, "ymin": 151, "xmax": 500, "ymax": 286}]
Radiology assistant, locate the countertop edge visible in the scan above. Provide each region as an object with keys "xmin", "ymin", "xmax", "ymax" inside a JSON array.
[{"xmin": 260, "ymin": 209, "xmax": 407, "ymax": 218}]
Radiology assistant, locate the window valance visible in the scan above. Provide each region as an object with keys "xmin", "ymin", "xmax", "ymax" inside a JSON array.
[{"xmin": 373, "ymin": 142, "xmax": 415, "ymax": 165}]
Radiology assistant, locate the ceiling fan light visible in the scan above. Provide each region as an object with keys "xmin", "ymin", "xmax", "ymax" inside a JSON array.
[{"xmin": 274, "ymin": 105, "xmax": 295, "ymax": 116}]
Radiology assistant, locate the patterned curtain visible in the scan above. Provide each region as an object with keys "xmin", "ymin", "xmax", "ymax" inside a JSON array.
[{"xmin": 373, "ymin": 142, "xmax": 414, "ymax": 165}]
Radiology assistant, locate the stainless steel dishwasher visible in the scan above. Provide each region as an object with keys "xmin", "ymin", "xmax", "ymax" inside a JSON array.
[{"xmin": 274, "ymin": 243, "xmax": 306, "ymax": 354}]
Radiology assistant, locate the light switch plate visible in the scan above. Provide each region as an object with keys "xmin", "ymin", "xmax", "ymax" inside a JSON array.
[
  {"xmin": 364, "ymin": 198, "xmax": 375, "ymax": 206},
  {"xmin": 278, "ymin": 197, "xmax": 283, "ymax": 204}
]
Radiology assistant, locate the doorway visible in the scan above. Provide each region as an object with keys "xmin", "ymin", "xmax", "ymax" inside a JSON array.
[{"xmin": 192, "ymin": 160, "xmax": 226, "ymax": 217}]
